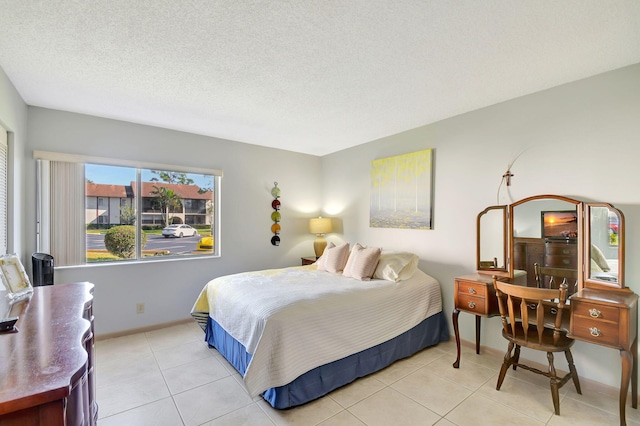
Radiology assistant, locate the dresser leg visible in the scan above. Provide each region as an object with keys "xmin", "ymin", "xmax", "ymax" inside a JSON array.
[
  {"xmin": 452, "ymin": 309, "xmax": 461, "ymax": 368},
  {"xmin": 633, "ymin": 337, "xmax": 638, "ymax": 409},
  {"xmin": 620, "ymin": 348, "xmax": 633, "ymax": 425},
  {"xmin": 475, "ymin": 315, "xmax": 481, "ymax": 354}
]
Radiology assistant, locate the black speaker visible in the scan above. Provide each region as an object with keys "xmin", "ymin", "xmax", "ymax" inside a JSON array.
[{"xmin": 32, "ymin": 253, "xmax": 54, "ymax": 286}]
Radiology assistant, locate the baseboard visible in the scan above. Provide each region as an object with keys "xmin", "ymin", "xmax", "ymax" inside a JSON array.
[{"xmin": 95, "ymin": 318, "xmax": 194, "ymax": 341}]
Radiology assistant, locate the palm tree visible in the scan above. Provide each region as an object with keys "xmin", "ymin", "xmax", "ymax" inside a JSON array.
[{"xmin": 151, "ymin": 186, "xmax": 182, "ymax": 226}]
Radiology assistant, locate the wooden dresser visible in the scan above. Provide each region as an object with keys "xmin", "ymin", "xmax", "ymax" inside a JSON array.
[{"xmin": 0, "ymin": 283, "xmax": 96, "ymax": 426}]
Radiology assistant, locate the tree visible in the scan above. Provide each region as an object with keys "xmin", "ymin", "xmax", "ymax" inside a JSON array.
[
  {"xmin": 151, "ymin": 185, "xmax": 182, "ymax": 226},
  {"xmin": 119, "ymin": 203, "xmax": 136, "ymax": 225},
  {"xmin": 150, "ymin": 171, "xmax": 194, "ymax": 185}
]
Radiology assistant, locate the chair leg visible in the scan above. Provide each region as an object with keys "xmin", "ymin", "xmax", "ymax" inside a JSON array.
[
  {"xmin": 547, "ymin": 352, "xmax": 561, "ymax": 415},
  {"xmin": 496, "ymin": 342, "xmax": 514, "ymax": 391},
  {"xmin": 512, "ymin": 344, "xmax": 521, "ymax": 371},
  {"xmin": 565, "ymin": 349, "xmax": 582, "ymax": 395}
]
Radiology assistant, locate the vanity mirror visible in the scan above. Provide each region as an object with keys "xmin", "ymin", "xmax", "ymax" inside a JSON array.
[
  {"xmin": 510, "ymin": 195, "xmax": 582, "ymax": 293},
  {"xmin": 476, "ymin": 194, "xmax": 627, "ymax": 291},
  {"xmin": 584, "ymin": 203, "xmax": 624, "ymax": 288},
  {"xmin": 476, "ymin": 206, "xmax": 508, "ymax": 276}
]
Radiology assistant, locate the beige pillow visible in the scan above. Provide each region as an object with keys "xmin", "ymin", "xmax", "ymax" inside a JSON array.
[
  {"xmin": 314, "ymin": 242, "xmax": 335, "ymax": 266},
  {"xmin": 343, "ymin": 243, "xmax": 382, "ymax": 281},
  {"xmin": 373, "ymin": 252, "xmax": 419, "ymax": 282},
  {"xmin": 591, "ymin": 244, "xmax": 610, "ymax": 272},
  {"xmin": 316, "ymin": 242, "xmax": 350, "ymax": 273}
]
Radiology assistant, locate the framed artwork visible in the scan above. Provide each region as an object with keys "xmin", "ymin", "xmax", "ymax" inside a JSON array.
[
  {"xmin": 370, "ymin": 149, "xmax": 433, "ymax": 229},
  {"xmin": 0, "ymin": 254, "xmax": 33, "ymax": 300}
]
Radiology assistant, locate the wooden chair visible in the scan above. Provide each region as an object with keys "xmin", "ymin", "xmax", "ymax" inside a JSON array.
[
  {"xmin": 533, "ymin": 263, "xmax": 578, "ymax": 293},
  {"xmin": 479, "ymin": 257, "xmax": 498, "ymax": 269},
  {"xmin": 494, "ymin": 279, "xmax": 581, "ymax": 415}
]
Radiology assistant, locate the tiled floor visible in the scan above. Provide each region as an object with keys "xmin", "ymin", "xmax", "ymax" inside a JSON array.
[{"xmin": 95, "ymin": 322, "xmax": 640, "ymax": 425}]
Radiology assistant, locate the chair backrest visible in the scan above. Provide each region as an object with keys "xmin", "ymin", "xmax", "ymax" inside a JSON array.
[
  {"xmin": 494, "ymin": 279, "xmax": 569, "ymax": 345},
  {"xmin": 533, "ymin": 263, "xmax": 578, "ymax": 292},
  {"xmin": 479, "ymin": 257, "xmax": 498, "ymax": 268}
]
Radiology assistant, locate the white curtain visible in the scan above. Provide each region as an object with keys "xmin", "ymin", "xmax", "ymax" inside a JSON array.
[
  {"xmin": 47, "ymin": 161, "xmax": 86, "ymax": 266},
  {"xmin": 0, "ymin": 126, "xmax": 7, "ymax": 255}
]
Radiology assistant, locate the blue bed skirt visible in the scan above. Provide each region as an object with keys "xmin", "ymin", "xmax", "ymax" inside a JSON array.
[{"xmin": 205, "ymin": 311, "xmax": 449, "ymax": 409}]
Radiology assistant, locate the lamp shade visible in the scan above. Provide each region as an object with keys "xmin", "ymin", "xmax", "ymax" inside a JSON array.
[{"xmin": 309, "ymin": 217, "xmax": 332, "ymax": 235}]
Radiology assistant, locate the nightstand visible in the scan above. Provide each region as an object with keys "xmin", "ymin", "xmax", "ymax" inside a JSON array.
[{"xmin": 301, "ymin": 257, "xmax": 317, "ymax": 266}]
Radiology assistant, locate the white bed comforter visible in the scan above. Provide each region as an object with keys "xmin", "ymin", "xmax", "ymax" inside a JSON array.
[{"xmin": 191, "ymin": 265, "xmax": 442, "ymax": 397}]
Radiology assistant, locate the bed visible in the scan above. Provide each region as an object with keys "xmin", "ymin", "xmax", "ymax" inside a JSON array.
[{"xmin": 191, "ymin": 248, "xmax": 449, "ymax": 409}]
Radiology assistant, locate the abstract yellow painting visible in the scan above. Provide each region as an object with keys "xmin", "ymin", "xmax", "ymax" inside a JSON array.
[{"xmin": 370, "ymin": 149, "xmax": 433, "ymax": 229}]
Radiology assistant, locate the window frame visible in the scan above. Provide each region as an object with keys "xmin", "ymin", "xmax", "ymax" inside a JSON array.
[{"xmin": 34, "ymin": 150, "xmax": 222, "ymax": 266}]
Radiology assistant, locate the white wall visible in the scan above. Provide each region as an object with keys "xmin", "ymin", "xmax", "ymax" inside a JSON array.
[
  {"xmin": 23, "ymin": 108, "xmax": 323, "ymax": 335},
  {"xmin": 0, "ymin": 66, "xmax": 28, "ymax": 259},
  {"xmin": 321, "ymin": 63, "xmax": 640, "ymax": 388}
]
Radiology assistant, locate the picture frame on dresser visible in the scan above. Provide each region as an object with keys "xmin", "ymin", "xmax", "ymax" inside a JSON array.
[{"xmin": 0, "ymin": 254, "xmax": 33, "ymax": 300}]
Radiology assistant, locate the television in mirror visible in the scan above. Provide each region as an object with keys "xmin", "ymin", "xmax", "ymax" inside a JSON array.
[{"xmin": 541, "ymin": 210, "xmax": 578, "ymax": 240}]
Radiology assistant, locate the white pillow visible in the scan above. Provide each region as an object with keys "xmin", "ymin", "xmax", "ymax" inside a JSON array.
[
  {"xmin": 342, "ymin": 243, "xmax": 382, "ymax": 281},
  {"xmin": 373, "ymin": 252, "xmax": 419, "ymax": 282},
  {"xmin": 316, "ymin": 242, "xmax": 350, "ymax": 273}
]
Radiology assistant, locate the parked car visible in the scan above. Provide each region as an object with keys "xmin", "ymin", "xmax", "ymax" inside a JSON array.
[
  {"xmin": 162, "ymin": 224, "xmax": 198, "ymax": 238},
  {"xmin": 197, "ymin": 236, "xmax": 214, "ymax": 250}
]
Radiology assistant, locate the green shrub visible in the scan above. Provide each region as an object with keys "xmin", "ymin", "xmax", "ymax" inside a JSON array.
[{"xmin": 104, "ymin": 226, "xmax": 147, "ymax": 258}]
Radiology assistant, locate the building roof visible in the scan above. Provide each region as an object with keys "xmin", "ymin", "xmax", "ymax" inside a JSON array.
[{"xmin": 86, "ymin": 182, "xmax": 211, "ymax": 200}]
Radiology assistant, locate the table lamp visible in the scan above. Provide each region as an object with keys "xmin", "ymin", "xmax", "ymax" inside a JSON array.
[{"xmin": 309, "ymin": 217, "xmax": 332, "ymax": 257}]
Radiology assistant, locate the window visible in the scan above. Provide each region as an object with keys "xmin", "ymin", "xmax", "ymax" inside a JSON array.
[{"xmin": 35, "ymin": 151, "xmax": 221, "ymax": 265}]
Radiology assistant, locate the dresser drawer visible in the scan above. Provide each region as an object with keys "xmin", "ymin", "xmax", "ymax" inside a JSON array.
[
  {"xmin": 570, "ymin": 298, "xmax": 621, "ymax": 348},
  {"xmin": 545, "ymin": 244, "xmax": 577, "ymax": 256},
  {"xmin": 570, "ymin": 315, "xmax": 620, "ymax": 347},
  {"xmin": 544, "ymin": 255, "xmax": 577, "ymax": 268},
  {"xmin": 457, "ymin": 280, "xmax": 487, "ymax": 299},
  {"xmin": 457, "ymin": 293, "xmax": 488, "ymax": 315},
  {"xmin": 572, "ymin": 302, "xmax": 620, "ymax": 323}
]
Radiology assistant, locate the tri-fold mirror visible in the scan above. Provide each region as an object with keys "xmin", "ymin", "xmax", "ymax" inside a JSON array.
[{"xmin": 477, "ymin": 194, "xmax": 625, "ymax": 292}]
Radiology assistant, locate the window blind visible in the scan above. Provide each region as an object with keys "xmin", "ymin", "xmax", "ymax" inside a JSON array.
[{"xmin": 0, "ymin": 126, "xmax": 8, "ymax": 255}]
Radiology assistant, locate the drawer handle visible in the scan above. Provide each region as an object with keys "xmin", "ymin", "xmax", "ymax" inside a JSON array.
[
  {"xmin": 468, "ymin": 302, "xmax": 476, "ymax": 309},
  {"xmin": 562, "ymin": 249, "xmax": 570, "ymax": 254},
  {"xmin": 589, "ymin": 308, "xmax": 601, "ymax": 318},
  {"xmin": 589, "ymin": 327, "xmax": 601, "ymax": 337},
  {"xmin": 562, "ymin": 259, "xmax": 570, "ymax": 265},
  {"xmin": 468, "ymin": 288, "xmax": 477, "ymax": 294},
  {"xmin": 550, "ymin": 308, "xmax": 558, "ymax": 315}
]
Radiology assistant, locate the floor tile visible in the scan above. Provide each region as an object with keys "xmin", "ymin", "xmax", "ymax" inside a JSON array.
[
  {"xmin": 162, "ymin": 355, "xmax": 230, "ymax": 395},
  {"xmin": 98, "ymin": 397, "xmax": 183, "ymax": 426},
  {"xmin": 445, "ymin": 393, "xmax": 544, "ymax": 425},
  {"xmin": 95, "ymin": 332, "xmax": 152, "ymax": 361},
  {"xmin": 95, "ymin": 352, "xmax": 160, "ymax": 388},
  {"xmin": 173, "ymin": 376, "xmax": 253, "ymax": 426},
  {"xmin": 348, "ymin": 387, "xmax": 441, "ymax": 426},
  {"xmin": 97, "ymin": 370, "xmax": 171, "ymax": 418},
  {"xmin": 258, "ymin": 395, "xmax": 344, "ymax": 426},
  {"xmin": 329, "ymin": 375, "xmax": 386, "ymax": 408},
  {"xmin": 146, "ymin": 323, "xmax": 202, "ymax": 351},
  {"xmin": 154, "ymin": 339, "xmax": 215, "ymax": 370},
  {"xmin": 317, "ymin": 410, "xmax": 367, "ymax": 426},
  {"xmin": 203, "ymin": 402, "xmax": 275, "ymax": 425},
  {"xmin": 391, "ymin": 366, "xmax": 473, "ymax": 416}
]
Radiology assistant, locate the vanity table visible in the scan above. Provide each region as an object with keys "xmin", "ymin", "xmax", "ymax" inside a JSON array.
[
  {"xmin": 452, "ymin": 195, "xmax": 637, "ymax": 425},
  {"xmin": 0, "ymin": 283, "xmax": 96, "ymax": 426}
]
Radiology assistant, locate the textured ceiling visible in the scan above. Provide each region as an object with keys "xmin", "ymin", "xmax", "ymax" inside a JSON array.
[{"xmin": 1, "ymin": 1, "xmax": 639, "ymax": 156}]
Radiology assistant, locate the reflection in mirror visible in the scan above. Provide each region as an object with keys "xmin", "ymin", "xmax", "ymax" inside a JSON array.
[
  {"xmin": 477, "ymin": 206, "xmax": 507, "ymax": 273},
  {"xmin": 510, "ymin": 196, "xmax": 580, "ymax": 290},
  {"xmin": 587, "ymin": 205, "xmax": 622, "ymax": 286}
]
